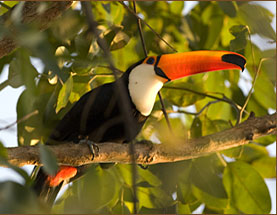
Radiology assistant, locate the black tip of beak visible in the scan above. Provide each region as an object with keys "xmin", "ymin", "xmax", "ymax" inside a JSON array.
[{"xmin": 222, "ymin": 54, "xmax": 246, "ymax": 72}]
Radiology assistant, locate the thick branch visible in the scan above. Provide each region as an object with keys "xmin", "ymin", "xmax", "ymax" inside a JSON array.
[
  {"xmin": 5, "ymin": 113, "xmax": 276, "ymax": 167},
  {"xmin": 0, "ymin": 1, "xmax": 72, "ymax": 58}
]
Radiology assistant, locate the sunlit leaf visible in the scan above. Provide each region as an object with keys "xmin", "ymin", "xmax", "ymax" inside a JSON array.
[
  {"xmin": 137, "ymin": 168, "xmax": 162, "ymax": 187},
  {"xmin": 0, "ymin": 141, "xmax": 7, "ymax": 159},
  {"xmin": 177, "ymin": 202, "xmax": 191, "ymax": 214},
  {"xmin": 223, "ymin": 161, "xmax": 271, "ymax": 214},
  {"xmin": 137, "ymin": 186, "xmax": 173, "ymax": 209},
  {"xmin": 223, "ymin": 143, "xmax": 268, "ymax": 162},
  {"xmin": 254, "ymin": 135, "xmax": 276, "ymax": 146},
  {"xmin": 252, "ymin": 156, "xmax": 276, "ymax": 178},
  {"xmin": 169, "ymin": 1, "xmax": 184, "ymax": 15},
  {"xmin": 0, "ymin": 1, "xmax": 18, "ymax": 15},
  {"xmin": 56, "ymin": 75, "xmax": 73, "ymax": 113}
]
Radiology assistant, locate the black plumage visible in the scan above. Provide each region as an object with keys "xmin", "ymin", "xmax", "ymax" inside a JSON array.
[{"xmin": 33, "ymin": 59, "xmax": 147, "ymax": 204}]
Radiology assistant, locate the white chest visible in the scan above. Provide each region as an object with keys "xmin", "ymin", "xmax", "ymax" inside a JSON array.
[{"xmin": 128, "ymin": 64, "xmax": 164, "ymax": 116}]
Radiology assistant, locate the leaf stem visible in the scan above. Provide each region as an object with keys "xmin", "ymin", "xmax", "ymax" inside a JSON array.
[
  {"xmin": 0, "ymin": 110, "xmax": 39, "ymax": 132},
  {"xmin": 238, "ymin": 58, "xmax": 270, "ymax": 123},
  {"xmin": 120, "ymin": 1, "xmax": 177, "ymax": 53}
]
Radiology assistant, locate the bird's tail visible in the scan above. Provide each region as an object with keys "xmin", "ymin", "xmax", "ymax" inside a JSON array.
[{"xmin": 32, "ymin": 166, "xmax": 77, "ymax": 206}]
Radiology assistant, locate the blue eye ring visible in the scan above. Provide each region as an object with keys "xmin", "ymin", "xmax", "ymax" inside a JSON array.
[{"xmin": 146, "ymin": 57, "xmax": 155, "ymax": 65}]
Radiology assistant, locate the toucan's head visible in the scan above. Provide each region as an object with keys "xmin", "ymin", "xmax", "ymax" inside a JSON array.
[
  {"xmin": 128, "ymin": 50, "xmax": 246, "ymax": 116},
  {"xmin": 140, "ymin": 50, "xmax": 246, "ymax": 83}
]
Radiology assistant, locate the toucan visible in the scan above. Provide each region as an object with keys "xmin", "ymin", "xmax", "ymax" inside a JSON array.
[{"xmin": 32, "ymin": 50, "xmax": 246, "ymax": 204}]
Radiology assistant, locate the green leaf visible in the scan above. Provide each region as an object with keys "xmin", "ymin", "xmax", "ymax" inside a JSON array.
[
  {"xmin": 223, "ymin": 143, "xmax": 268, "ymax": 162},
  {"xmin": 137, "ymin": 168, "xmax": 162, "ymax": 187},
  {"xmin": 223, "ymin": 161, "xmax": 271, "ymax": 214},
  {"xmin": 220, "ymin": 17, "xmax": 239, "ymax": 48},
  {"xmin": 169, "ymin": 1, "xmax": 184, "ymax": 15},
  {"xmin": 177, "ymin": 202, "xmax": 191, "ymax": 214},
  {"xmin": 56, "ymin": 75, "xmax": 73, "ymax": 113},
  {"xmin": 0, "ymin": 1, "xmax": 18, "ymax": 15},
  {"xmin": 110, "ymin": 2, "xmax": 124, "ymax": 25},
  {"xmin": 104, "ymin": 26, "xmax": 123, "ymax": 47},
  {"xmin": 190, "ymin": 117, "xmax": 202, "ymax": 138},
  {"xmin": 69, "ymin": 76, "xmax": 91, "ymax": 104},
  {"xmin": 252, "ymin": 68, "xmax": 276, "ymax": 110},
  {"xmin": 261, "ymin": 49, "xmax": 276, "ymax": 85},
  {"xmin": 177, "ymin": 162, "xmax": 196, "ymax": 205},
  {"xmin": 254, "ymin": 135, "xmax": 276, "ymax": 146},
  {"xmin": 137, "ymin": 186, "xmax": 173, "ymax": 209},
  {"xmin": 190, "ymin": 156, "xmax": 227, "ymax": 209},
  {"xmin": 162, "ymin": 80, "xmax": 205, "ymax": 107},
  {"xmin": 177, "ymin": 181, "xmax": 196, "ymax": 205},
  {"xmin": 9, "ymin": 50, "xmax": 38, "ymax": 92},
  {"xmin": 0, "ymin": 181, "xmax": 45, "ymax": 213},
  {"xmin": 110, "ymin": 32, "xmax": 130, "ymax": 51},
  {"xmin": 204, "ymin": 14, "xmax": 223, "ymax": 48},
  {"xmin": 51, "ymin": 10, "xmax": 84, "ymax": 41},
  {"xmin": 201, "ymin": 117, "xmax": 230, "ymax": 136},
  {"xmin": 0, "ymin": 141, "xmax": 7, "ymax": 158},
  {"xmin": 8, "ymin": 60, "xmax": 24, "ymax": 88},
  {"xmin": 238, "ymin": 3, "xmax": 276, "ymax": 40},
  {"xmin": 252, "ymin": 156, "xmax": 276, "ymax": 178},
  {"xmin": 64, "ymin": 165, "xmax": 119, "ymax": 212},
  {"xmin": 192, "ymin": 184, "xmax": 227, "ymax": 209},
  {"xmin": 218, "ymin": 2, "xmax": 237, "ymax": 17},
  {"xmin": 39, "ymin": 144, "xmax": 59, "ymax": 176},
  {"xmin": 229, "ymin": 25, "xmax": 248, "ymax": 51}
]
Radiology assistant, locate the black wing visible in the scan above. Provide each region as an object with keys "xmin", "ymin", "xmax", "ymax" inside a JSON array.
[{"xmin": 49, "ymin": 77, "xmax": 147, "ymax": 143}]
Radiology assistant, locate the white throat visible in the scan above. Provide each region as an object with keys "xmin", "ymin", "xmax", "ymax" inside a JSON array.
[{"xmin": 128, "ymin": 64, "xmax": 164, "ymax": 116}]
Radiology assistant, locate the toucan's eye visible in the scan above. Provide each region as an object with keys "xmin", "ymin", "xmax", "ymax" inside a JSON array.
[{"xmin": 146, "ymin": 57, "xmax": 155, "ymax": 65}]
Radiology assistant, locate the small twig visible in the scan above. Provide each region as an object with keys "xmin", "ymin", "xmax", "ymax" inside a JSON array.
[
  {"xmin": 238, "ymin": 58, "xmax": 270, "ymax": 123},
  {"xmin": 168, "ymin": 100, "xmax": 220, "ymax": 116},
  {"xmin": 158, "ymin": 93, "xmax": 173, "ymax": 131},
  {"xmin": 245, "ymin": 26, "xmax": 257, "ymax": 74},
  {"xmin": 131, "ymin": 1, "xmax": 172, "ymax": 133},
  {"xmin": 164, "ymin": 86, "xmax": 245, "ymax": 116},
  {"xmin": 0, "ymin": 110, "xmax": 39, "ymax": 131},
  {"xmin": 0, "ymin": 2, "xmax": 12, "ymax": 10},
  {"xmin": 120, "ymin": 1, "xmax": 177, "ymax": 53},
  {"xmin": 95, "ymin": 65, "xmax": 124, "ymax": 74},
  {"xmin": 132, "ymin": 1, "xmax": 147, "ymax": 57},
  {"xmin": 216, "ymin": 152, "xmax": 227, "ymax": 167}
]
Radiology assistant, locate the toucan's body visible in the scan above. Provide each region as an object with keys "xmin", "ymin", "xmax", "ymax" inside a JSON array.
[{"xmin": 32, "ymin": 51, "xmax": 246, "ymax": 204}]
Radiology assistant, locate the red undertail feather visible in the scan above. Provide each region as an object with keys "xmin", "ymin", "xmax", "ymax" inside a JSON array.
[{"xmin": 47, "ymin": 166, "xmax": 77, "ymax": 187}]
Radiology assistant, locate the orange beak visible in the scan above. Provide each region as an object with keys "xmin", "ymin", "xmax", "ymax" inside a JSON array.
[{"xmin": 143, "ymin": 51, "xmax": 246, "ymax": 82}]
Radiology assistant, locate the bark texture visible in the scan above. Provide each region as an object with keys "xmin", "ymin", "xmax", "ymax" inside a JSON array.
[
  {"xmin": 5, "ymin": 113, "xmax": 276, "ymax": 167},
  {"xmin": 0, "ymin": 1, "xmax": 72, "ymax": 58}
]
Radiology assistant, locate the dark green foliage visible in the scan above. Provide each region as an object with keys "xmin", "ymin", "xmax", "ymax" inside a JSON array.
[{"xmin": 0, "ymin": 1, "xmax": 275, "ymax": 214}]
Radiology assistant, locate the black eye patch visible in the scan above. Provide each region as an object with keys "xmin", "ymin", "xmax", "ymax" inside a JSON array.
[{"xmin": 146, "ymin": 57, "xmax": 155, "ymax": 65}]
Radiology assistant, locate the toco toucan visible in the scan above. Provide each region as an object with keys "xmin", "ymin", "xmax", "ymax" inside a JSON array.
[{"xmin": 32, "ymin": 50, "xmax": 246, "ymax": 204}]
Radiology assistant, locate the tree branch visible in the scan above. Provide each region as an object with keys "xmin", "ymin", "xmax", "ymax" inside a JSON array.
[
  {"xmin": 0, "ymin": 1, "xmax": 72, "ymax": 58},
  {"xmin": 5, "ymin": 113, "xmax": 276, "ymax": 167}
]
